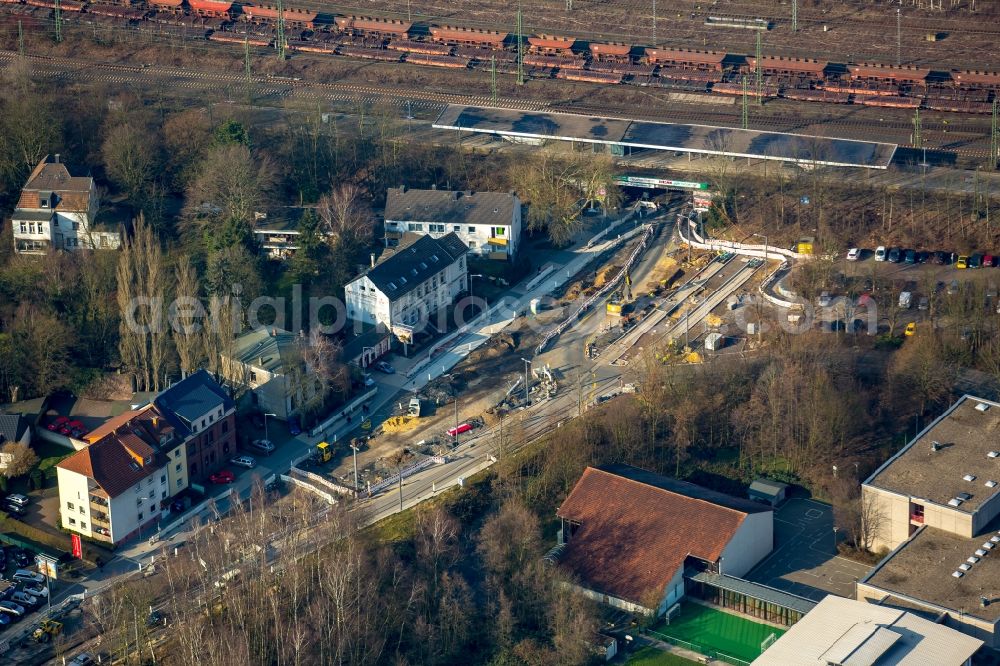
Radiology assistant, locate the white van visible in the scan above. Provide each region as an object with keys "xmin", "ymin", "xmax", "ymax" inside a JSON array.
[
  {"xmin": 12, "ymin": 569, "xmax": 45, "ymax": 584},
  {"xmin": 874, "ymin": 246, "xmax": 887, "ymax": 262},
  {"xmin": 899, "ymin": 291, "xmax": 913, "ymax": 309}
]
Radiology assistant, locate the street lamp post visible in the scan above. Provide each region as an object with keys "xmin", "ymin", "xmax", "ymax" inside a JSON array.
[
  {"xmin": 263, "ymin": 412, "xmax": 277, "ymax": 443},
  {"xmin": 521, "ymin": 358, "xmax": 531, "ymax": 406},
  {"xmin": 350, "ymin": 441, "xmax": 360, "ymax": 491}
]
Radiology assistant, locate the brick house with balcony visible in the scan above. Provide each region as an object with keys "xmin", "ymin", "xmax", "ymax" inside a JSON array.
[{"xmin": 153, "ymin": 370, "xmax": 236, "ymax": 484}]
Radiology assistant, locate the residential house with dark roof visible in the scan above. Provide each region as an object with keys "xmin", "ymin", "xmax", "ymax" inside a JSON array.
[
  {"xmin": 220, "ymin": 327, "xmax": 321, "ymax": 421},
  {"xmin": 858, "ymin": 394, "xmax": 1000, "ymax": 648},
  {"xmin": 551, "ymin": 465, "xmax": 773, "ymax": 615},
  {"xmin": 344, "ymin": 232, "xmax": 469, "ymax": 338},
  {"xmin": 383, "ymin": 187, "xmax": 521, "ymax": 259},
  {"xmin": 11, "ymin": 154, "xmax": 122, "ymax": 254},
  {"xmin": 153, "ymin": 369, "xmax": 236, "ymax": 483},
  {"xmin": 56, "ymin": 427, "xmax": 169, "ymax": 544},
  {"xmin": 0, "ymin": 413, "xmax": 32, "ymax": 475}
]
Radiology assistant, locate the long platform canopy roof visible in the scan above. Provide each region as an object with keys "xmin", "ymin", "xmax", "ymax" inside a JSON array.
[{"xmin": 433, "ymin": 105, "xmax": 897, "ymax": 169}]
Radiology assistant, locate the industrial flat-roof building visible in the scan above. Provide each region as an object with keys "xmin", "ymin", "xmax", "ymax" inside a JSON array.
[
  {"xmin": 863, "ymin": 395, "xmax": 1000, "ymax": 551},
  {"xmin": 384, "ymin": 187, "xmax": 521, "ymax": 259},
  {"xmin": 433, "ymin": 105, "xmax": 897, "ymax": 169},
  {"xmin": 859, "ymin": 395, "xmax": 1000, "ymax": 648},
  {"xmin": 752, "ymin": 595, "xmax": 982, "ymax": 666}
]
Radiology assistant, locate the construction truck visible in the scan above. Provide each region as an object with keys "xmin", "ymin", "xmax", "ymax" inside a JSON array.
[
  {"xmin": 315, "ymin": 441, "xmax": 332, "ymax": 464},
  {"xmin": 408, "ymin": 398, "xmax": 421, "ymax": 418},
  {"xmin": 32, "ymin": 619, "xmax": 63, "ymax": 643}
]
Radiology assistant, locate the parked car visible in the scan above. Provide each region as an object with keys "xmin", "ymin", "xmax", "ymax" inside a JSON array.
[
  {"xmin": 846, "ymin": 248, "xmax": 860, "ymax": 261},
  {"xmin": 970, "ymin": 254, "xmax": 984, "ymax": 268},
  {"xmin": 817, "ymin": 291, "xmax": 833, "ymax": 307},
  {"xmin": 904, "ymin": 249, "xmax": 917, "ymax": 264},
  {"xmin": 68, "ymin": 653, "xmax": 95, "ymax": 666},
  {"xmin": 374, "ymin": 361, "xmax": 395, "ymax": 374},
  {"xmin": 905, "ymin": 322, "xmax": 917, "ymax": 337},
  {"xmin": 230, "ymin": 456, "xmax": 256, "ymax": 469},
  {"xmin": 0, "ymin": 601, "xmax": 26, "ymax": 617},
  {"xmin": 46, "ymin": 416, "xmax": 69, "ymax": 432},
  {"xmin": 288, "ymin": 417, "xmax": 301, "ymax": 436},
  {"xmin": 888, "ymin": 247, "xmax": 902, "ymax": 263},
  {"xmin": 12, "ymin": 549, "xmax": 33, "ymax": 567},
  {"xmin": 446, "ymin": 423, "xmax": 474, "ymax": 437},
  {"xmin": 10, "ymin": 591, "xmax": 38, "ymax": 607},
  {"xmin": 12, "ymin": 570, "xmax": 44, "ymax": 584},
  {"xmin": 249, "ymin": 439, "xmax": 275, "ymax": 455},
  {"xmin": 918, "ymin": 296, "xmax": 929, "ymax": 311},
  {"xmin": 363, "ymin": 374, "xmax": 376, "ymax": 387},
  {"xmin": 948, "ymin": 279, "xmax": 960, "ymax": 295},
  {"xmin": 933, "ymin": 251, "xmax": 948, "ymax": 265},
  {"xmin": 985, "ymin": 254, "xmax": 996, "ymax": 267},
  {"xmin": 874, "ymin": 246, "xmax": 887, "ymax": 262},
  {"xmin": 957, "ymin": 255, "xmax": 969, "ymax": 269},
  {"xmin": 23, "ymin": 583, "xmax": 47, "ymax": 598},
  {"xmin": 6, "ymin": 494, "xmax": 29, "ymax": 507},
  {"xmin": 4, "ymin": 502, "xmax": 26, "ymax": 516},
  {"xmin": 0, "ymin": 613, "xmax": 10, "ymax": 626},
  {"xmin": 209, "ymin": 470, "xmax": 235, "ymax": 484},
  {"xmin": 916, "ymin": 250, "xmax": 929, "ymax": 263}
]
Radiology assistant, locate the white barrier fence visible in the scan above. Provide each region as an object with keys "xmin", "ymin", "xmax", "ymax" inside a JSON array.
[
  {"xmin": 280, "ymin": 474, "xmax": 337, "ymax": 504},
  {"xmin": 290, "ymin": 467, "xmax": 357, "ymax": 496},
  {"xmin": 367, "ymin": 456, "xmax": 443, "ymax": 496},
  {"xmin": 309, "ymin": 386, "xmax": 378, "ymax": 438}
]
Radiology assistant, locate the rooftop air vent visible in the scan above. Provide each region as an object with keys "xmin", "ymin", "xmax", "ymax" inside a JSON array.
[
  {"xmin": 964, "ymin": 474, "xmax": 977, "ymax": 482},
  {"xmin": 960, "ymin": 563, "xmax": 972, "ymax": 571},
  {"xmin": 993, "ymin": 536, "xmax": 1000, "ymax": 543},
  {"xmin": 958, "ymin": 492, "xmax": 974, "ymax": 501},
  {"xmin": 984, "ymin": 542, "xmax": 996, "ymax": 551},
  {"xmin": 968, "ymin": 556, "xmax": 980, "ymax": 564},
  {"xmin": 953, "ymin": 571, "xmax": 965, "ymax": 578},
  {"xmin": 987, "ymin": 481, "xmax": 998, "ymax": 488},
  {"xmin": 976, "ymin": 402, "xmax": 990, "ymax": 412},
  {"xmin": 989, "ymin": 451, "xmax": 1000, "ymax": 458},
  {"xmin": 976, "ymin": 549, "xmax": 988, "ymax": 557},
  {"xmin": 949, "ymin": 498, "xmax": 964, "ymax": 507},
  {"xmin": 931, "ymin": 441, "xmax": 942, "ymax": 452}
]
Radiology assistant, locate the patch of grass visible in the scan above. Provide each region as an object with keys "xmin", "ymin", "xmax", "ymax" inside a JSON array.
[{"xmin": 628, "ymin": 646, "xmax": 700, "ymax": 666}]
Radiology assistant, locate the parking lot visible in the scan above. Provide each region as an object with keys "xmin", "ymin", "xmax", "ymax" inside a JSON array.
[{"xmin": 746, "ymin": 498, "xmax": 872, "ymax": 602}]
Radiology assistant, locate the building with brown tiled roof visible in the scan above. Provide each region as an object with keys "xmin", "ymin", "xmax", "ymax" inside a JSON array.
[
  {"xmin": 11, "ymin": 154, "xmax": 122, "ymax": 254},
  {"xmin": 552, "ymin": 465, "xmax": 773, "ymax": 615},
  {"xmin": 57, "ymin": 428, "xmax": 169, "ymax": 544}
]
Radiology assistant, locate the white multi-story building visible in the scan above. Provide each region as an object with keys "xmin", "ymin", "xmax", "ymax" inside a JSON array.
[
  {"xmin": 11, "ymin": 154, "xmax": 122, "ymax": 254},
  {"xmin": 345, "ymin": 233, "xmax": 469, "ymax": 333},
  {"xmin": 56, "ymin": 433, "xmax": 169, "ymax": 544},
  {"xmin": 383, "ymin": 187, "xmax": 521, "ymax": 259}
]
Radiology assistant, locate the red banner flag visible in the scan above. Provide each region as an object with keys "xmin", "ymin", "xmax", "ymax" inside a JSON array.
[{"xmin": 71, "ymin": 534, "xmax": 82, "ymax": 559}]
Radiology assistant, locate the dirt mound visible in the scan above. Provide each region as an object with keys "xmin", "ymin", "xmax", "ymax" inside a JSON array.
[
  {"xmin": 466, "ymin": 332, "xmax": 517, "ymax": 365},
  {"xmin": 594, "ymin": 264, "xmax": 621, "ymax": 289}
]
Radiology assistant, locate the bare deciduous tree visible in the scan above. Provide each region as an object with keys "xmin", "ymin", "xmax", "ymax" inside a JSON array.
[{"xmin": 0, "ymin": 442, "xmax": 38, "ymax": 478}]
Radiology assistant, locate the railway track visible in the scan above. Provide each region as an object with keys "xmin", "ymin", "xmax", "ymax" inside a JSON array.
[{"xmin": 1, "ymin": 48, "xmax": 991, "ymax": 159}]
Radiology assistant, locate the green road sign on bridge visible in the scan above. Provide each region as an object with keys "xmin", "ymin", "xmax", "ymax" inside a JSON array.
[{"xmin": 614, "ymin": 175, "xmax": 709, "ymax": 190}]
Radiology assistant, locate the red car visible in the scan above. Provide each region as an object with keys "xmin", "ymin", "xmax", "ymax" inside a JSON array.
[
  {"xmin": 984, "ymin": 254, "xmax": 995, "ymax": 268},
  {"xmin": 59, "ymin": 419, "xmax": 84, "ymax": 436},
  {"xmin": 209, "ymin": 470, "xmax": 235, "ymax": 484},
  {"xmin": 446, "ymin": 423, "xmax": 474, "ymax": 437},
  {"xmin": 47, "ymin": 416, "xmax": 69, "ymax": 432}
]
